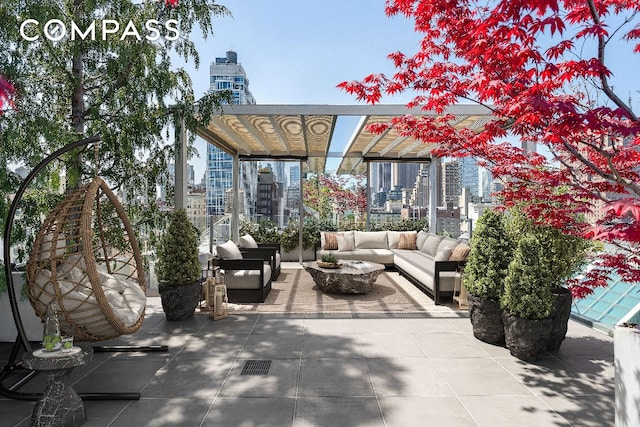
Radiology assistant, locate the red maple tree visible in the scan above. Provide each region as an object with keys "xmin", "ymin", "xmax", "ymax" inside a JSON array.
[{"xmin": 339, "ymin": 0, "xmax": 640, "ymax": 298}]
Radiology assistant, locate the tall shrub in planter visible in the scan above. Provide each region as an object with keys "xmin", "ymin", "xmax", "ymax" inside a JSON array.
[
  {"xmin": 501, "ymin": 235, "xmax": 555, "ymax": 362},
  {"xmin": 464, "ymin": 209, "xmax": 514, "ymax": 344},
  {"xmin": 156, "ymin": 209, "xmax": 202, "ymax": 321},
  {"xmin": 505, "ymin": 210, "xmax": 591, "ymax": 350}
]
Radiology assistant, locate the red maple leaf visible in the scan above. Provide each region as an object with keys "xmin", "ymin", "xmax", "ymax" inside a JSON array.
[{"xmin": 0, "ymin": 75, "xmax": 15, "ymax": 111}]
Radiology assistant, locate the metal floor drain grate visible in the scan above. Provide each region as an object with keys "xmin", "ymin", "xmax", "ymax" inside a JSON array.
[{"xmin": 241, "ymin": 360, "xmax": 272, "ymax": 375}]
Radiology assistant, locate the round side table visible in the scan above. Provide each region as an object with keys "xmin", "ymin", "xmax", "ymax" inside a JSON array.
[{"xmin": 22, "ymin": 345, "xmax": 93, "ymax": 427}]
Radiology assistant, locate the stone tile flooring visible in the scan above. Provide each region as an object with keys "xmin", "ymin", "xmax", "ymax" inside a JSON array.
[
  {"xmin": 0, "ymin": 301, "xmax": 614, "ymax": 426},
  {"xmin": 0, "ymin": 264, "xmax": 614, "ymax": 426}
]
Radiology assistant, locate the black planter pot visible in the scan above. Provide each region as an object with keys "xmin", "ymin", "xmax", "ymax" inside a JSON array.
[
  {"xmin": 547, "ymin": 287, "xmax": 572, "ymax": 351},
  {"xmin": 158, "ymin": 281, "xmax": 201, "ymax": 321},
  {"xmin": 503, "ymin": 313, "xmax": 552, "ymax": 362},
  {"xmin": 468, "ymin": 294, "xmax": 505, "ymax": 345}
]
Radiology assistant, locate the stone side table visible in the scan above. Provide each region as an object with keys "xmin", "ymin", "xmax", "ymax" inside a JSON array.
[
  {"xmin": 22, "ymin": 345, "xmax": 93, "ymax": 427},
  {"xmin": 304, "ymin": 260, "xmax": 385, "ymax": 294}
]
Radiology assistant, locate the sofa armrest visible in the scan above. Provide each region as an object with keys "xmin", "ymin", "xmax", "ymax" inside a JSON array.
[{"xmin": 434, "ymin": 260, "xmax": 466, "ymax": 304}]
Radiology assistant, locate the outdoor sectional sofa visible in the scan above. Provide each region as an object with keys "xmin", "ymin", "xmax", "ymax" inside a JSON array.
[{"xmin": 316, "ymin": 230, "xmax": 470, "ymax": 304}]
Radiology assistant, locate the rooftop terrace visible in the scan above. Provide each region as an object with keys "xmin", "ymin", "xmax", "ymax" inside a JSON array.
[{"xmin": 0, "ymin": 264, "xmax": 614, "ymax": 426}]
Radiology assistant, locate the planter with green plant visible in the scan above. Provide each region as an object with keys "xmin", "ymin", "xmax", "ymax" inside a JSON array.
[
  {"xmin": 280, "ymin": 218, "xmax": 337, "ymax": 261},
  {"xmin": 156, "ymin": 208, "xmax": 202, "ymax": 321},
  {"xmin": 505, "ymin": 209, "xmax": 591, "ymax": 351},
  {"xmin": 318, "ymin": 253, "xmax": 340, "ymax": 268},
  {"xmin": 501, "ymin": 235, "xmax": 555, "ymax": 362},
  {"xmin": 464, "ymin": 209, "xmax": 514, "ymax": 344}
]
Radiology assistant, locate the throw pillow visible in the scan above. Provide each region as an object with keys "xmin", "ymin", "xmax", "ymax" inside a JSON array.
[
  {"xmin": 238, "ymin": 234, "xmax": 258, "ymax": 248},
  {"xmin": 216, "ymin": 240, "xmax": 243, "ymax": 260},
  {"xmin": 322, "ymin": 232, "xmax": 343, "ymax": 250},
  {"xmin": 449, "ymin": 244, "xmax": 471, "ymax": 261},
  {"xmin": 435, "ymin": 248, "xmax": 453, "ymax": 261},
  {"xmin": 397, "ymin": 232, "xmax": 417, "ymax": 250},
  {"xmin": 337, "ymin": 235, "xmax": 355, "ymax": 251}
]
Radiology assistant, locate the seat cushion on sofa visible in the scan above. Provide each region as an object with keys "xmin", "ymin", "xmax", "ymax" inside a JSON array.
[
  {"xmin": 216, "ymin": 241, "xmax": 243, "ymax": 260},
  {"xmin": 225, "ymin": 265, "xmax": 272, "ymax": 289},
  {"xmin": 393, "ymin": 250, "xmax": 459, "ymax": 292},
  {"xmin": 354, "ymin": 231, "xmax": 388, "ymax": 249},
  {"xmin": 388, "ymin": 230, "xmax": 417, "ymax": 249},
  {"xmin": 317, "ymin": 248, "xmax": 394, "ymax": 265},
  {"xmin": 421, "ymin": 234, "xmax": 444, "ymax": 256}
]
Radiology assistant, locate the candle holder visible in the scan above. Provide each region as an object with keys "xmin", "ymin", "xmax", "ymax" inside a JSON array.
[{"xmin": 208, "ymin": 267, "xmax": 228, "ymax": 320}]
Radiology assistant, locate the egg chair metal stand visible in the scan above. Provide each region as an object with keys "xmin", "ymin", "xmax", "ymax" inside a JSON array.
[{"xmin": 1, "ymin": 136, "xmax": 167, "ymax": 401}]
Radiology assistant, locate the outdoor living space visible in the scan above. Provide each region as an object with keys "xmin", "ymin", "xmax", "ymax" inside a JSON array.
[{"xmin": 0, "ymin": 262, "xmax": 614, "ymax": 426}]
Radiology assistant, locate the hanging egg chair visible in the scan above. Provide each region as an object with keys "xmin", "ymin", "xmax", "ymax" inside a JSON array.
[{"xmin": 26, "ymin": 177, "xmax": 147, "ymax": 341}]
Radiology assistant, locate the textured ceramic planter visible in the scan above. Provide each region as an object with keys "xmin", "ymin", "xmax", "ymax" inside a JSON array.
[
  {"xmin": 547, "ymin": 287, "xmax": 572, "ymax": 351},
  {"xmin": 468, "ymin": 294, "xmax": 505, "ymax": 345},
  {"xmin": 158, "ymin": 281, "xmax": 201, "ymax": 321},
  {"xmin": 503, "ymin": 313, "xmax": 552, "ymax": 362}
]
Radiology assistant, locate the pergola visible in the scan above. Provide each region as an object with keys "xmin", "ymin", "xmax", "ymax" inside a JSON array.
[{"xmin": 174, "ymin": 104, "xmax": 494, "ymax": 257}]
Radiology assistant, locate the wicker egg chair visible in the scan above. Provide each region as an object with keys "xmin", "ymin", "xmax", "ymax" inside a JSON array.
[{"xmin": 26, "ymin": 177, "xmax": 147, "ymax": 342}]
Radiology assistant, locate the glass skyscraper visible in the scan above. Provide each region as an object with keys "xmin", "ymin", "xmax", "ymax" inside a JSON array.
[{"xmin": 206, "ymin": 51, "xmax": 257, "ymax": 222}]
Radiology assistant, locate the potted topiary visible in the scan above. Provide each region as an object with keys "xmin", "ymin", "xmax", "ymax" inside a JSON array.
[
  {"xmin": 505, "ymin": 209, "xmax": 591, "ymax": 351},
  {"xmin": 156, "ymin": 208, "xmax": 202, "ymax": 321},
  {"xmin": 464, "ymin": 209, "xmax": 514, "ymax": 344},
  {"xmin": 501, "ymin": 235, "xmax": 555, "ymax": 362}
]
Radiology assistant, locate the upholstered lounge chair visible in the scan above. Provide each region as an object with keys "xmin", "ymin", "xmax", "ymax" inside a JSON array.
[
  {"xmin": 238, "ymin": 234, "xmax": 281, "ymax": 280},
  {"xmin": 215, "ymin": 240, "xmax": 272, "ymax": 303}
]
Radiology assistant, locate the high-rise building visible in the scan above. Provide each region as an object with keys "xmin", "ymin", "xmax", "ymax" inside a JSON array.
[
  {"xmin": 289, "ymin": 165, "xmax": 300, "ymax": 187},
  {"xmin": 459, "ymin": 157, "xmax": 480, "ymax": 198},
  {"xmin": 392, "ymin": 163, "xmax": 420, "ymax": 191},
  {"xmin": 206, "ymin": 51, "xmax": 258, "ymax": 224},
  {"xmin": 442, "ymin": 159, "xmax": 461, "ymax": 206}
]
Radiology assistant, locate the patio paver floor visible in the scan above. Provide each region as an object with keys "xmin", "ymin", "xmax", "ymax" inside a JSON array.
[{"xmin": 0, "ymin": 264, "xmax": 614, "ymax": 426}]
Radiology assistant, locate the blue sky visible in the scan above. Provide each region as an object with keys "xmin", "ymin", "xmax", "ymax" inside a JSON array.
[
  {"xmin": 184, "ymin": 0, "xmax": 640, "ymax": 180},
  {"xmin": 184, "ymin": 0, "xmax": 421, "ymax": 179}
]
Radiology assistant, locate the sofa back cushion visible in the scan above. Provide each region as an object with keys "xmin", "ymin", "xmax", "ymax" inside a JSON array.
[
  {"xmin": 337, "ymin": 234, "xmax": 356, "ymax": 251},
  {"xmin": 434, "ymin": 237, "xmax": 461, "ymax": 261},
  {"xmin": 216, "ymin": 240, "xmax": 243, "ymax": 260},
  {"xmin": 416, "ymin": 231, "xmax": 429, "ymax": 250},
  {"xmin": 421, "ymin": 234, "xmax": 444, "ymax": 256},
  {"xmin": 354, "ymin": 231, "xmax": 389, "ymax": 249}
]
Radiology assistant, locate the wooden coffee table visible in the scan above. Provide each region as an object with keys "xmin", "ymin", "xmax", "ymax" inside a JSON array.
[{"xmin": 303, "ymin": 260, "xmax": 385, "ymax": 294}]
